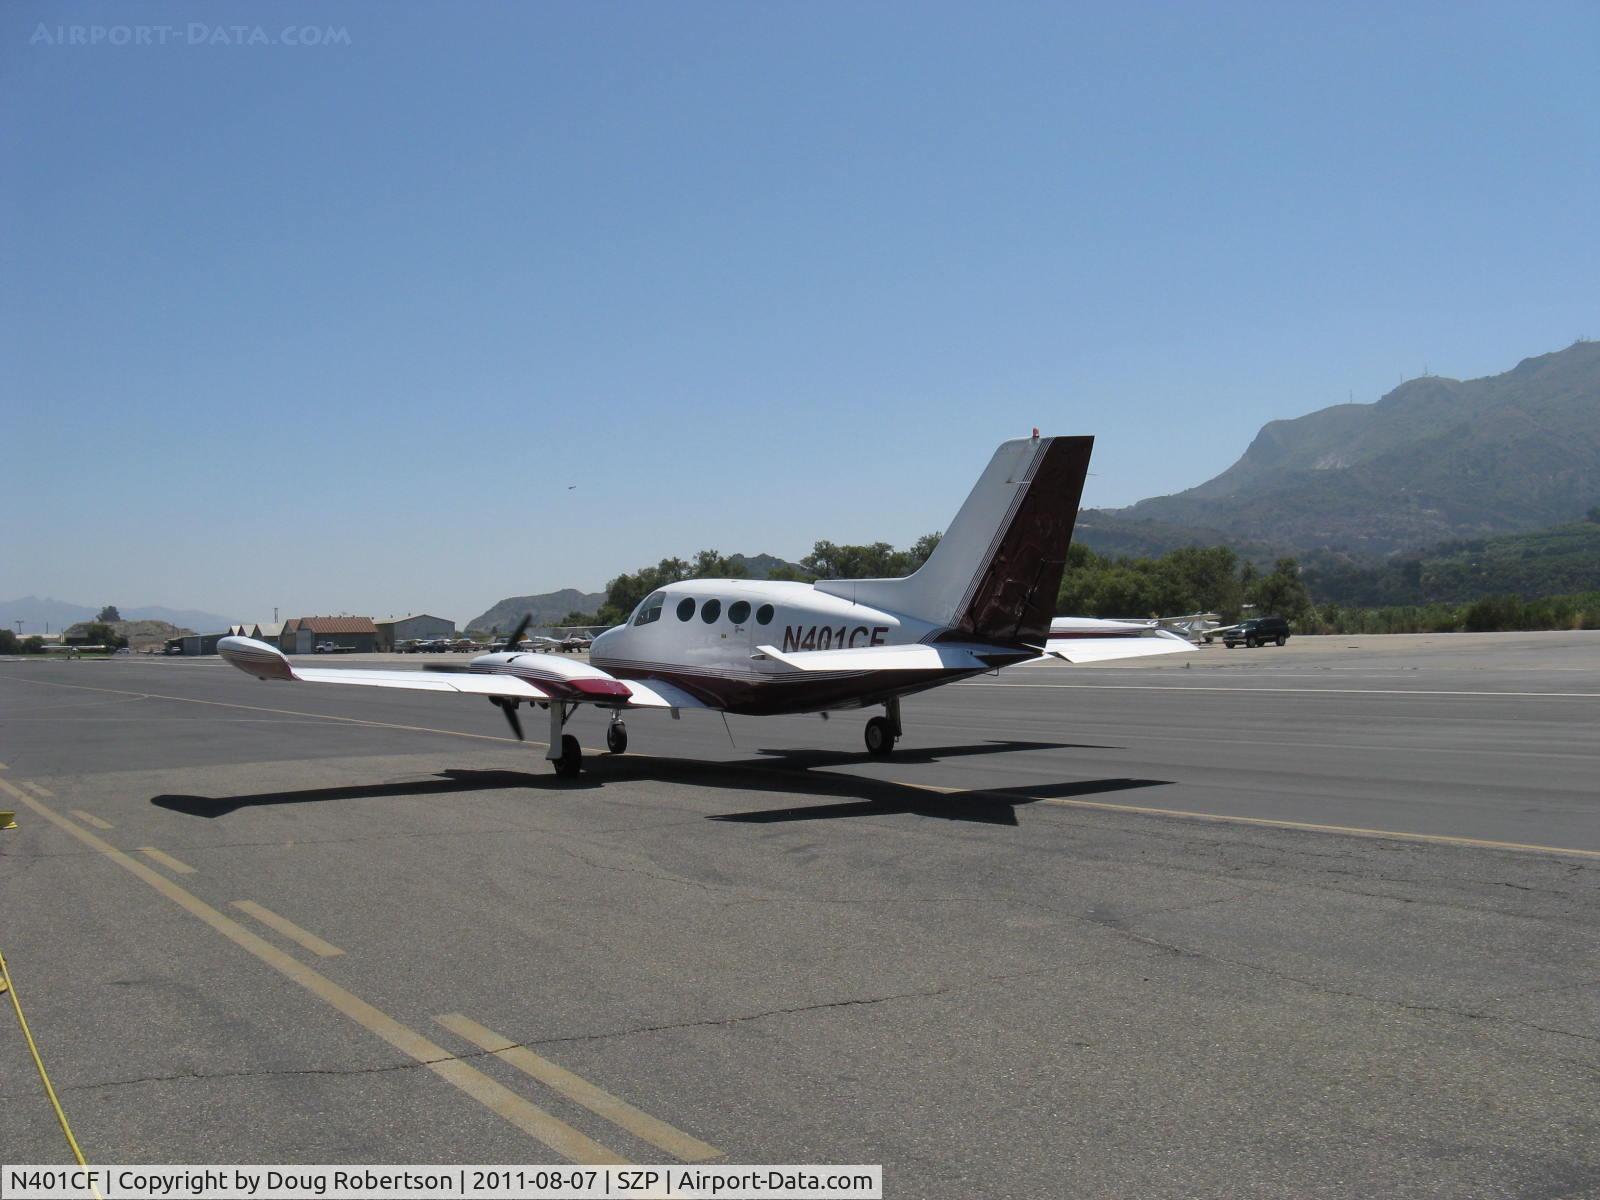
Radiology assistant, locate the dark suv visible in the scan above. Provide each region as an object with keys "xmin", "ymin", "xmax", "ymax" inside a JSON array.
[{"xmin": 1224, "ymin": 616, "xmax": 1290, "ymax": 648}]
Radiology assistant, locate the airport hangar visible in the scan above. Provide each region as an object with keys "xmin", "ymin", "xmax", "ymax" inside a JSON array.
[{"xmin": 176, "ymin": 616, "xmax": 460, "ymax": 656}]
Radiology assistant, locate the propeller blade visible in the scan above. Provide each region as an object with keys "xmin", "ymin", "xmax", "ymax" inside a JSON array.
[
  {"xmin": 490, "ymin": 696, "xmax": 524, "ymax": 740},
  {"xmin": 503, "ymin": 613, "xmax": 533, "ymax": 653}
]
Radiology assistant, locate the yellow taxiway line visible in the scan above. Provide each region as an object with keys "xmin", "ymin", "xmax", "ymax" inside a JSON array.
[
  {"xmin": 437, "ymin": 1013, "xmax": 722, "ymax": 1163},
  {"xmin": 0, "ymin": 776, "xmax": 626, "ymax": 1164},
  {"xmin": 232, "ymin": 900, "xmax": 345, "ymax": 958},
  {"xmin": 137, "ymin": 846, "xmax": 197, "ymax": 875},
  {"xmin": 69, "ymin": 810, "xmax": 113, "ymax": 830}
]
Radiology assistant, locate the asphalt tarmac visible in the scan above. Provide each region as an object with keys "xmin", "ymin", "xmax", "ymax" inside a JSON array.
[{"xmin": 2, "ymin": 632, "xmax": 1597, "ymax": 1198}]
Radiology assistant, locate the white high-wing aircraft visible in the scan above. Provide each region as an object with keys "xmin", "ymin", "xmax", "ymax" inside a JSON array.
[
  {"xmin": 1050, "ymin": 611, "xmax": 1226, "ymax": 648},
  {"xmin": 219, "ymin": 434, "xmax": 1194, "ymax": 777}
]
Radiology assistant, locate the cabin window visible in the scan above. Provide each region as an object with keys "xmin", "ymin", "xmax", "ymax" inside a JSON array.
[
  {"xmin": 632, "ymin": 592, "xmax": 666, "ymax": 626},
  {"xmin": 728, "ymin": 600, "xmax": 751, "ymax": 625},
  {"xmin": 701, "ymin": 598, "xmax": 722, "ymax": 623},
  {"xmin": 755, "ymin": 603, "xmax": 775, "ymax": 625},
  {"xmin": 676, "ymin": 597, "xmax": 696, "ymax": 622}
]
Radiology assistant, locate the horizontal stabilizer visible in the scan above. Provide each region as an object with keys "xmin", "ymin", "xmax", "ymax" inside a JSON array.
[
  {"xmin": 757, "ymin": 642, "xmax": 1002, "ymax": 673},
  {"xmin": 1043, "ymin": 631, "xmax": 1196, "ymax": 664}
]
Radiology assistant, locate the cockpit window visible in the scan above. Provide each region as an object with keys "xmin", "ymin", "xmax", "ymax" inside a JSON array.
[{"xmin": 632, "ymin": 592, "xmax": 666, "ymax": 626}]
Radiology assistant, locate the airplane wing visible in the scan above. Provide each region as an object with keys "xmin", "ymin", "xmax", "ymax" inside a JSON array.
[
  {"xmin": 1043, "ymin": 629, "xmax": 1196, "ymax": 663},
  {"xmin": 218, "ymin": 636, "xmax": 684, "ymax": 708},
  {"xmin": 756, "ymin": 642, "xmax": 1008, "ymax": 672}
]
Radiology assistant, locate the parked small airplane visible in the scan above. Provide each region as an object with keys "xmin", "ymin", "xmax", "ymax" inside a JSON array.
[
  {"xmin": 487, "ymin": 632, "xmax": 587, "ymax": 653},
  {"xmin": 1051, "ymin": 611, "xmax": 1226, "ymax": 646},
  {"xmin": 220, "ymin": 434, "xmax": 1194, "ymax": 776}
]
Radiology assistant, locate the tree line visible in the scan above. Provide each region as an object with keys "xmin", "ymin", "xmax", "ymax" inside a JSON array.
[
  {"xmin": 558, "ymin": 537, "xmax": 1598, "ymax": 635},
  {"xmin": 564, "ymin": 536, "xmax": 943, "ymax": 627}
]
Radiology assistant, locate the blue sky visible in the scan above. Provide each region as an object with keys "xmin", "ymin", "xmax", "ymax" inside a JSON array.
[{"xmin": 4, "ymin": 1, "xmax": 1597, "ymax": 625}]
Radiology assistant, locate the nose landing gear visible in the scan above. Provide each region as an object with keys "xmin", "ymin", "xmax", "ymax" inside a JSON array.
[{"xmin": 864, "ymin": 697, "xmax": 902, "ymax": 757}]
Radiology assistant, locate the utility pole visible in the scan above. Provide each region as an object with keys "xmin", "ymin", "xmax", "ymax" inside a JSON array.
[{"xmin": 11, "ymin": 621, "xmax": 22, "ymax": 636}]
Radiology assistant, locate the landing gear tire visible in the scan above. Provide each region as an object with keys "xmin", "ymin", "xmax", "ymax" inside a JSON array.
[
  {"xmin": 865, "ymin": 716, "xmax": 895, "ymax": 757},
  {"xmin": 606, "ymin": 722, "xmax": 628, "ymax": 754},
  {"xmin": 554, "ymin": 734, "xmax": 583, "ymax": 778}
]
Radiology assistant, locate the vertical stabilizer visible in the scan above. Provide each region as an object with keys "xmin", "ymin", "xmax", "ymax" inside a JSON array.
[{"xmin": 815, "ymin": 435, "xmax": 1093, "ymax": 645}]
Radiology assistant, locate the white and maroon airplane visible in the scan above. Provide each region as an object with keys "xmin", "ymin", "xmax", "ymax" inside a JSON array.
[{"xmin": 219, "ymin": 434, "xmax": 1193, "ymax": 776}]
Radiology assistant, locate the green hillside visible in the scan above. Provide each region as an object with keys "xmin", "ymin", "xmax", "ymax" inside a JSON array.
[
  {"xmin": 1085, "ymin": 340, "xmax": 1600, "ymax": 556},
  {"xmin": 1304, "ymin": 517, "xmax": 1600, "ymax": 606}
]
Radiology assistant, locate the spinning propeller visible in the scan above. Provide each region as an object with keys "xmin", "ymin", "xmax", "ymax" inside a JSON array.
[
  {"xmin": 501, "ymin": 613, "xmax": 532, "ymax": 655},
  {"xmin": 491, "ymin": 695, "xmax": 524, "ymax": 741},
  {"xmin": 489, "ymin": 613, "xmax": 533, "ymax": 740}
]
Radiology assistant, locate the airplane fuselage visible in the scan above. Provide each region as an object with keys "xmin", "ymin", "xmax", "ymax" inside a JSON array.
[{"xmin": 587, "ymin": 578, "xmax": 1020, "ymax": 715}]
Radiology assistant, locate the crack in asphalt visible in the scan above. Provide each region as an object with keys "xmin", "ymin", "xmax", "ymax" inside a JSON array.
[
  {"xmin": 4, "ymin": 968, "xmax": 1070, "ymax": 1099},
  {"xmin": 1100, "ymin": 924, "xmax": 1600, "ymax": 1050},
  {"xmin": 0, "ymin": 1058, "xmax": 445, "ymax": 1097},
  {"xmin": 524, "ymin": 964, "xmax": 1069, "ymax": 1050},
  {"xmin": 553, "ymin": 843, "xmax": 748, "ymax": 898}
]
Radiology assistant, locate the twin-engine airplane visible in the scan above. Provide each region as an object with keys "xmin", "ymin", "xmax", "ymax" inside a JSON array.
[{"xmin": 220, "ymin": 434, "xmax": 1193, "ymax": 776}]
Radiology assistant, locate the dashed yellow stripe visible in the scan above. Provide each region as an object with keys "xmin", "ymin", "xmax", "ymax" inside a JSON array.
[
  {"xmin": 232, "ymin": 901, "xmax": 344, "ymax": 958},
  {"xmin": 138, "ymin": 846, "xmax": 196, "ymax": 875},
  {"xmin": 0, "ymin": 778, "xmax": 627, "ymax": 1164},
  {"xmin": 438, "ymin": 1013, "xmax": 722, "ymax": 1162}
]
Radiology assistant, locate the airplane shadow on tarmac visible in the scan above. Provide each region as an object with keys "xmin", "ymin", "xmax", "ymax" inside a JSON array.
[{"xmin": 151, "ymin": 738, "xmax": 1171, "ymax": 828}]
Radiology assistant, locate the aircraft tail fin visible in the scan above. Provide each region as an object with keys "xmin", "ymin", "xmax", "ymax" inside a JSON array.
[{"xmin": 815, "ymin": 434, "xmax": 1093, "ymax": 645}]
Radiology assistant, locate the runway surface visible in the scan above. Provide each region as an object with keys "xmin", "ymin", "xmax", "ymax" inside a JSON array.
[{"xmin": 2, "ymin": 632, "xmax": 1597, "ymax": 1198}]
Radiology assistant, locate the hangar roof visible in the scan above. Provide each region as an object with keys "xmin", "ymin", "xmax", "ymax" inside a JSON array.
[{"xmin": 289, "ymin": 616, "xmax": 378, "ymax": 634}]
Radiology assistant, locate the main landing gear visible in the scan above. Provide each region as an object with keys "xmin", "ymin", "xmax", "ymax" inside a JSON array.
[
  {"xmin": 546, "ymin": 701, "xmax": 583, "ymax": 778},
  {"xmin": 606, "ymin": 715, "xmax": 628, "ymax": 755},
  {"xmin": 864, "ymin": 697, "xmax": 902, "ymax": 757}
]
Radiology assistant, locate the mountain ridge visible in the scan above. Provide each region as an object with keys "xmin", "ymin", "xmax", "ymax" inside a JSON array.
[
  {"xmin": 465, "ymin": 552, "xmax": 804, "ymax": 631},
  {"xmin": 1080, "ymin": 340, "xmax": 1600, "ymax": 557},
  {"xmin": 0, "ymin": 596, "xmax": 234, "ymax": 634}
]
